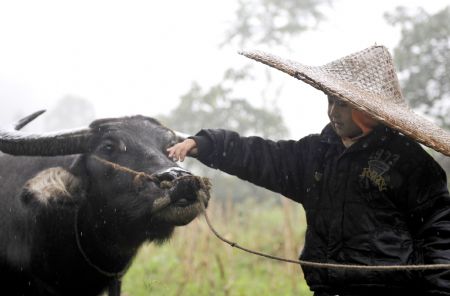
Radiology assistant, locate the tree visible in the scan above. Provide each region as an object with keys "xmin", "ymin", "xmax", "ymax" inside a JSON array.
[
  {"xmin": 384, "ymin": 6, "xmax": 450, "ymax": 128},
  {"xmin": 159, "ymin": 68, "xmax": 288, "ymax": 139},
  {"xmin": 223, "ymin": 0, "xmax": 331, "ymax": 48},
  {"xmin": 222, "ymin": 0, "xmax": 333, "ymax": 109}
]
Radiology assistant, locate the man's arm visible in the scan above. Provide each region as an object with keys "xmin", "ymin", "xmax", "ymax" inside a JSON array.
[{"xmin": 169, "ymin": 129, "xmax": 315, "ymax": 202}]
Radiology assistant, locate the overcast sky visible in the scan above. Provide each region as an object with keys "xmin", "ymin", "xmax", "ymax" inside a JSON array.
[{"xmin": 0, "ymin": 0, "xmax": 448, "ymax": 138}]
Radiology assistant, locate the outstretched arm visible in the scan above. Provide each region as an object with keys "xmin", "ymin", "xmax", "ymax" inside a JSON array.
[{"xmin": 168, "ymin": 129, "xmax": 315, "ymax": 202}]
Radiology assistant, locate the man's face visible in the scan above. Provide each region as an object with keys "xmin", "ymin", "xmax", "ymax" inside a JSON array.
[{"xmin": 327, "ymin": 95, "xmax": 362, "ymax": 138}]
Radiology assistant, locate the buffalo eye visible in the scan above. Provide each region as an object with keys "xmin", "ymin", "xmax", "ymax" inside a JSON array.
[
  {"xmin": 98, "ymin": 139, "xmax": 126, "ymax": 155},
  {"xmin": 100, "ymin": 140, "xmax": 115, "ymax": 154}
]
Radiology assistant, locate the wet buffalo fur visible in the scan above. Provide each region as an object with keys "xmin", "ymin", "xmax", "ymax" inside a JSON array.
[{"xmin": 0, "ymin": 116, "xmax": 209, "ymax": 296}]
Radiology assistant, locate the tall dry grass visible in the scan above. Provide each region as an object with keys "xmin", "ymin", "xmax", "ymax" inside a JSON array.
[{"xmin": 122, "ymin": 196, "xmax": 312, "ymax": 295}]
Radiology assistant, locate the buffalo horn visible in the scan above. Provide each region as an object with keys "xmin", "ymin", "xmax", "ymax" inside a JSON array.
[
  {"xmin": 14, "ymin": 110, "xmax": 46, "ymax": 130},
  {"xmin": 173, "ymin": 130, "xmax": 191, "ymax": 141},
  {"xmin": 0, "ymin": 113, "xmax": 92, "ymax": 156}
]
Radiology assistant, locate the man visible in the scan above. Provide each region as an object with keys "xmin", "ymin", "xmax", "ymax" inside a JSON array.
[{"xmin": 168, "ymin": 46, "xmax": 450, "ymax": 295}]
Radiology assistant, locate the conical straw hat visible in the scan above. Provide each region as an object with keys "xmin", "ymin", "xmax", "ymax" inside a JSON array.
[{"xmin": 240, "ymin": 45, "xmax": 450, "ymax": 157}]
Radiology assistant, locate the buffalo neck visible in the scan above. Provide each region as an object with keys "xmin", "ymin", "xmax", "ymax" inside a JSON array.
[{"xmin": 76, "ymin": 202, "xmax": 139, "ymax": 275}]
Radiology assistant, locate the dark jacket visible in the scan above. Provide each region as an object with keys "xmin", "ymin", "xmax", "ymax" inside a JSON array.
[{"xmin": 192, "ymin": 124, "xmax": 450, "ymax": 295}]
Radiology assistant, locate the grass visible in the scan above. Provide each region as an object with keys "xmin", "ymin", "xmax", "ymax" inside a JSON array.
[{"xmin": 121, "ymin": 196, "xmax": 313, "ymax": 296}]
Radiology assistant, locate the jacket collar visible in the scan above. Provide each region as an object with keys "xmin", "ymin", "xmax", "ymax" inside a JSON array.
[{"xmin": 320, "ymin": 123, "xmax": 398, "ymax": 153}]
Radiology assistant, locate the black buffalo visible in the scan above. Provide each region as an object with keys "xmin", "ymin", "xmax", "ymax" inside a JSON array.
[{"xmin": 0, "ymin": 113, "xmax": 210, "ymax": 295}]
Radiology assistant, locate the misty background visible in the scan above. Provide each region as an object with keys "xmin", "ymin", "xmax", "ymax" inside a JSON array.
[{"xmin": 1, "ymin": 1, "xmax": 449, "ymax": 294}]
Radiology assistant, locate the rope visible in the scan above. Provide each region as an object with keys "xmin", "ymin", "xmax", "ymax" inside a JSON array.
[
  {"xmin": 92, "ymin": 155, "xmax": 160, "ymax": 184},
  {"xmin": 74, "ymin": 210, "xmax": 129, "ymax": 278},
  {"xmin": 198, "ymin": 197, "xmax": 450, "ymax": 271}
]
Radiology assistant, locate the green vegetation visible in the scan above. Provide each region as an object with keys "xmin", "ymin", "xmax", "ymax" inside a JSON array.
[{"xmin": 122, "ymin": 197, "xmax": 312, "ymax": 296}]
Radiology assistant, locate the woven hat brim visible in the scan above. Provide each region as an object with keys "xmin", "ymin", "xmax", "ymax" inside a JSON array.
[{"xmin": 240, "ymin": 50, "xmax": 450, "ymax": 157}]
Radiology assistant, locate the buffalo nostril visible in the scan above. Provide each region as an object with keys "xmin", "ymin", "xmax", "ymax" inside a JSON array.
[
  {"xmin": 155, "ymin": 167, "xmax": 192, "ymax": 182},
  {"xmin": 157, "ymin": 172, "xmax": 175, "ymax": 182}
]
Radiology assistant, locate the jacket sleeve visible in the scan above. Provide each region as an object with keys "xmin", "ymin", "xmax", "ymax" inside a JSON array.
[
  {"xmin": 191, "ymin": 129, "xmax": 314, "ymax": 202},
  {"xmin": 406, "ymin": 156, "xmax": 450, "ymax": 295}
]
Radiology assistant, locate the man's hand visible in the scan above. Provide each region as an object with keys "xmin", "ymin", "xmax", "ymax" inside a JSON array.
[{"xmin": 167, "ymin": 139, "xmax": 198, "ymax": 162}]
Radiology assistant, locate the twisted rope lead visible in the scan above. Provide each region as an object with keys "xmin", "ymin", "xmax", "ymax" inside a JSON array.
[
  {"xmin": 92, "ymin": 155, "xmax": 160, "ymax": 184},
  {"xmin": 198, "ymin": 197, "xmax": 450, "ymax": 271}
]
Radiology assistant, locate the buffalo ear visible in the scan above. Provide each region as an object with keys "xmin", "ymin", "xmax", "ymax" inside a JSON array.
[{"xmin": 21, "ymin": 167, "xmax": 83, "ymax": 207}]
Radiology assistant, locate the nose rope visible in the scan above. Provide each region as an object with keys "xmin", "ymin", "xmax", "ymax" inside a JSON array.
[
  {"xmin": 92, "ymin": 155, "xmax": 202, "ymax": 187},
  {"xmin": 92, "ymin": 155, "xmax": 160, "ymax": 184}
]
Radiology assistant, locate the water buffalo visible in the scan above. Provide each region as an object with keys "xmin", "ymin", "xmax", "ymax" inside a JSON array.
[{"xmin": 0, "ymin": 113, "xmax": 210, "ymax": 296}]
